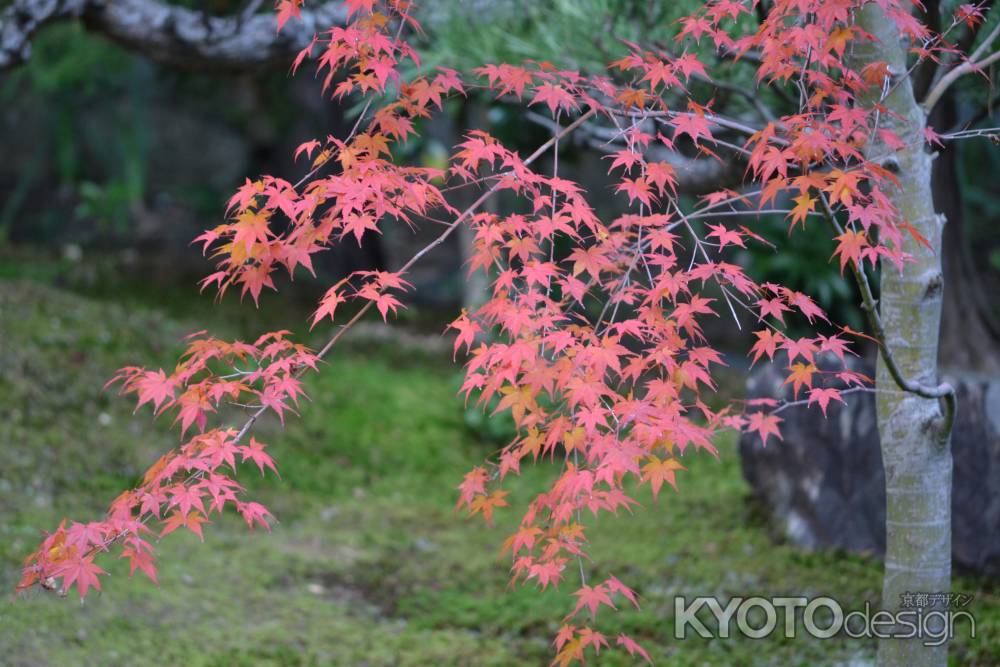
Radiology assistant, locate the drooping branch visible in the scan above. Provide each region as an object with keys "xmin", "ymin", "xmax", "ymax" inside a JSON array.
[
  {"xmin": 817, "ymin": 194, "xmax": 957, "ymax": 441},
  {"xmin": 40, "ymin": 104, "xmax": 598, "ymax": 571},
  {"xmin": 0, "ymin": 0, "xmax": 348, "ymax": 71}
]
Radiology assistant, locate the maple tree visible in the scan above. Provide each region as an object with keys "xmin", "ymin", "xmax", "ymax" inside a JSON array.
[{"xmin": 12, "ymin": 1, "xmax": 1000, "ymax": 665}]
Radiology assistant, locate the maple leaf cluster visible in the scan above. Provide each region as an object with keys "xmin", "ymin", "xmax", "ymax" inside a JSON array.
[
  {"xmin": 199, "ymin": 2, "xmax": 462, "ymax": 306},
  {"xmin": 448, "ymin": 0, "xmax": 939, "ymax": 658},
  {"xmin": 17, "ymin": 426, "xmax": 279, "ymax": 598},
  {"xmin": 111, "ymin": 330, "xmax": 318, "ymax": 430},
  {"xmin": 17, "ymin": 332, "xmax": 313, "ymax": 597},
  {"xmin": 19, "ymin": 0, "xmax": 966, "ymax": 663}
]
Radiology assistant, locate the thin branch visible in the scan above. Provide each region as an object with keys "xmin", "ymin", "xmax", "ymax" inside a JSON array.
[
  {"xmin": 949, "ymin": 92, "xmax": 1000, "ymax": 130},
  {"xmin": 523, "ymin": 110, "xmax": 741, "ymax": 194},
  {"xmin": 923, "ymin": 21, "xmax": 1000, "ymax": 112},
  {"xmin": 770, "ymin": 386, "xmax": 876, "ymax": 415},
  {"xmin": 939, "ymin": 125, "xmax": 1000, "ymax": 139},
  {"xmin": 611, "ymin": 107, "xmax": 771, "ymax": 141}
]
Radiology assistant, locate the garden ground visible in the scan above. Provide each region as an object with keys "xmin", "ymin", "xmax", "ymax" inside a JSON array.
[{"xmin": 0, "ymin": 263, "xmax": 996, "ymax": 666}]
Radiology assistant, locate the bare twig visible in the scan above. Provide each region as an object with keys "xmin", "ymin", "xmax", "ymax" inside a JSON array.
[{"xmin": 923, "ymin": 21, "xmax": 1000, "ymax": 112}]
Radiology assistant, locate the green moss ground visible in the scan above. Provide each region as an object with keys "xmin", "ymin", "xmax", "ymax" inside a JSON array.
[{"xmin": 0, "ymin": 278, "xmax": 996, "ymax": 666}]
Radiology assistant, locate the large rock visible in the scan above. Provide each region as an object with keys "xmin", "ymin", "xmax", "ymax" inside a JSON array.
[{"xmin": 739, "ymin": 358, "xmax": 1000, "ymax": 575}]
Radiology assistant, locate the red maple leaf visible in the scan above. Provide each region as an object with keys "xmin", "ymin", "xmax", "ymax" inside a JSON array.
[
  {"xmin": 121, "ymin": 543, "xmax": 158, "ymax": 584},
  {"xmin": 57, "ymin": 556, "xmax": 106, "ymax": 599},
  {"xmin": 615, "ymin": 176, "xmax": 655, "ymax": 207},
  {"xmin": 808, "ymin": 387, "xmax": 845, "ymax": 416},
  {"xmin": 783, "ymin": 362, "xmax": 818, "ymax": 397},
  {"xmin": 642, "ymin": 457, "xmax": 685, "ymax": 498},
  {"xmin": 672, "ymin": 108, "xmax": 712, "ymax": 145},
  {"xmin": 275, "ymin": 0, "xmax": 303, "ymax": 31},
  {"xmin": 238, "ymin": 501, "xmax": 275, "ymax": 531},
  {"xmin": 448, "ymin": 311, "xmax": 482, "ymax": 358},
  {"xmin": 750, "ymin": 328, "xmax": 783, "ymax": 365},
  {"xmin": 786, "ymin": 290, "xmax": 829, "ymax": 323},
  {"xmin": 832, "ymin": 228, "xmax": 869, "ymax": 273},
  {"xmin": 531, "ymin": 83, "xmax": 578, "ymax": 115},
  {"xmin": 571, "ymin": 583, "xmax": 617, "ymax": 618},
  {"xmin": 746, "ymin": 411, "xmax": 783, "ymax": 446},
  {"xmin": 160, "ymin": 510, "xmax": 210, "ymax": 541},
  {"xmin": 240, "ymin": 438, "xmax": 278, "ymax": 477},
  {"xmin": 706, "ymin": 224, "xmax": 745, "ymax": 249},
  {"xmin": 616, "ymin": 634, "xmax": 652, "ymax": 664}
]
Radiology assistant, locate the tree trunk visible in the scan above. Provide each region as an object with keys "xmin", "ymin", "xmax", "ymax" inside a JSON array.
[{"xmin": 854, "ymin": 7, "xmax": 954, "ymax": 667}]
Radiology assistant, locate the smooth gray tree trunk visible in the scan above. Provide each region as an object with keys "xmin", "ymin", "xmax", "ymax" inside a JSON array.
[{"xmin": 854, "ymin": 7, "xmax": 954, "ymax": 667}]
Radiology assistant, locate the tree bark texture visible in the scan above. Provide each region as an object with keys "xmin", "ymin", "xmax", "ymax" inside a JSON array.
[{"xmin": 855, "ymin": 7, "xmax": 954, "ymax": 667}]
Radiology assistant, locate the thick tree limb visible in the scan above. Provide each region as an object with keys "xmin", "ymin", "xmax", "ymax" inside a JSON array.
[{"xmin": 0, "ymin": 0, "xmax": 347, "ymax": 71}]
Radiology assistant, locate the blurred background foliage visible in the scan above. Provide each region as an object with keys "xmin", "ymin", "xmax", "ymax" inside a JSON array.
[{"xmin": 0, "ymin": 0, "xmax": 996, "ymax": 333}]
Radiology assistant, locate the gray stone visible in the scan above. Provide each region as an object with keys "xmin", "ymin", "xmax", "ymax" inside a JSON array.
[{"xmin": 739, "ymin": 358, "xmax": 1000, "ymax": 575}]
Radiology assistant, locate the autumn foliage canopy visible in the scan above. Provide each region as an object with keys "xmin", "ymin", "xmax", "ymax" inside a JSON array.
[{"xmin": 16, "ymin": 0, "xmax": 982, "ymax": 662}]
